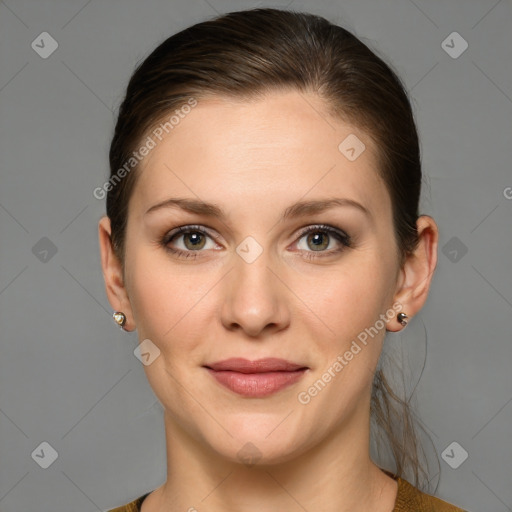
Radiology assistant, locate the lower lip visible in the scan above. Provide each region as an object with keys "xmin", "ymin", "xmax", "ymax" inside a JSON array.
[{"xmin": 206, "ymin": 368, "xmax": 307, "ymax": 397}]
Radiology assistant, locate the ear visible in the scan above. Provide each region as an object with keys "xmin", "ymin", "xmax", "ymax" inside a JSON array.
[
  {"xmin": 98, "ymin": 215, "xmax": 136, "ymax": 331},
  {"xmin": 386, "ymin": 215, "xmax": 439, "ymax": 332}
]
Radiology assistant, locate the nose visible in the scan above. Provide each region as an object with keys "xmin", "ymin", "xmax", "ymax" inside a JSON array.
[{"xmin": 220, "ymin": 248, "xmax": 290, "ymax": 338}]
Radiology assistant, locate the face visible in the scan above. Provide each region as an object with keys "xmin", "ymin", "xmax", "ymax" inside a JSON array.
[{"xmin": 109, "ymin": 90, "xmax": 406, "ymax": 464}]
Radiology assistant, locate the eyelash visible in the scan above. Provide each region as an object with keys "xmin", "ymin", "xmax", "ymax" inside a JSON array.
[{"xmin": 160, "ymin": 224, "xmax": 352, "ymax": 261}]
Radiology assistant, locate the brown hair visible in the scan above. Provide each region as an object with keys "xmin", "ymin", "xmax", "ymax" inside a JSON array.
[{"xmin": 107, "ymin": 7, "xmax": 438, "ymax": 491}]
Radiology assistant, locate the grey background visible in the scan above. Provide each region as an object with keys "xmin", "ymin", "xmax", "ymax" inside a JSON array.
[{"xmin": 0, "ymin": 0, "xmax": 511, "ymax": 511}]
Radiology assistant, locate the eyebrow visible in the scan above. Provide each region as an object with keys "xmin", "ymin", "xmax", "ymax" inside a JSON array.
[{"xmin": 144, "ymin": 197, "xmax": 371, "ymax": 221}]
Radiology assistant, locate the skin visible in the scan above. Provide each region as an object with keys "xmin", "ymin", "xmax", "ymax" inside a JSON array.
[{"xmin": 99, "ymin": 90, "xmax": 438, "ymax": 512}]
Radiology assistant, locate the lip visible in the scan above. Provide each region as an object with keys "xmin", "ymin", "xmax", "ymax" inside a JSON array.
[{"xmin": 204, "ymin": 358, "xmax": 308, "ymax": 398}]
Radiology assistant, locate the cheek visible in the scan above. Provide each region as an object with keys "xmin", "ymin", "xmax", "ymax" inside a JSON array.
[
  {"xmin": 124, "ymin": 246, "xmax": 173, "ymax": 336},
  {"xmin": 126, "ymin": 249, "xmax": 215, "ymax": 352},
  {"xmin": 292, "ymin": 265, "xmax": 389, "ymax": 423},
  {"xmin": 126, "ymin": 254, "xmax": 210, "ymax": 408},
  {"xmin": 291, "ymin": 256, "xmax": 390, "ymax": 339},
  {"xmin": 129, "ymin": 269, "xmax": 172, "ymax": 340}
]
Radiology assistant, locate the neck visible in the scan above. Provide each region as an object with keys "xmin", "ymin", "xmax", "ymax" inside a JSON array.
[{"xmin": 144, "ymin": 403, "xmax": 397, "ymax": 512}]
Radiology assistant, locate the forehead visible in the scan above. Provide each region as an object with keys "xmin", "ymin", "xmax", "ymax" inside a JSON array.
[{"xmin": 131, "ymin": 90, "xmax": 391, "ymax": 221}]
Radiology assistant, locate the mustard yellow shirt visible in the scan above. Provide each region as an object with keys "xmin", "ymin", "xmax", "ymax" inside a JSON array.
[{"xmin": 108, "ymin": 472, "xmax": 467, "ymax": 511}]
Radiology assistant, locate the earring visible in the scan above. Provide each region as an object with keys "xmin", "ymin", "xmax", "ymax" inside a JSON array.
[
  {"xmin": 397, "ymin": 312, "xmax": 408, "ymax": 327},
  {"xmin": 113, "ymin": 311, "xmax": 127, "ymax": 329}
]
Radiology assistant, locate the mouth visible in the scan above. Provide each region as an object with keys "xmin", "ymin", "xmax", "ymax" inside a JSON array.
[{"xmin": 203, "ymin": 357, "xmax": 309, "ymax": 398}]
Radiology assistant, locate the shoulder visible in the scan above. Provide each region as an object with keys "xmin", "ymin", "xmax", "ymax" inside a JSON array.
[
  {"xmin": 107, "ymin": 493, "xmax": 149, "ymax": 512},
  {"xmin": 394, "ymin": 477, "xmax": 467, "ymax": 512}
]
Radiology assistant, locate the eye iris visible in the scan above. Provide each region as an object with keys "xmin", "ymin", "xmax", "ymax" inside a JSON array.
[
  {"xmin": 307, "ymin": 232, "xmax": 329, "ymax": 251},
  {"xmin": 184, "ymin": 232, "xmax": 206, "ymax": 250}
]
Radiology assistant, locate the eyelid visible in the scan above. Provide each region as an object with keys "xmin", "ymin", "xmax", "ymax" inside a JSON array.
[
  {"xmin": 163, "ymin": 224, "xmax": 221, "ymax": 244},
  {"xmin": 294, "ymin": 224, "xmax": 351, "ymax": 244},
  {"xmin": 163, "ymin": 224, "xmax": 350, "ymax": 246}
]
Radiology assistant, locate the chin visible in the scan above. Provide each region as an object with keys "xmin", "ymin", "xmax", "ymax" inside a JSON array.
[{"xmin": 204, "ymin": 416, "xmax": 312, "ymax": 467}]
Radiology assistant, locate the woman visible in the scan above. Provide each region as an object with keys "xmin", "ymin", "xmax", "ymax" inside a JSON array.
[{"xmin": 99, "ymin": 8, "xmax": 467, "ymax": 512}]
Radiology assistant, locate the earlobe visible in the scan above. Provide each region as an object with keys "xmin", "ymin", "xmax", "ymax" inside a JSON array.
[
  {"xmin": 98, "ymin": 216, "xmax": 136, "ymax": 331},
  {"xmin": 387, "ymin": 215, "xmax": 439, "ymax": 332}
]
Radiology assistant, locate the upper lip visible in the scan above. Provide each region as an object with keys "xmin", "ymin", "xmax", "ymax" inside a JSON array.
[{"xmin": 204, "ymin": 357, "xmax": 307, "ymax": 373}]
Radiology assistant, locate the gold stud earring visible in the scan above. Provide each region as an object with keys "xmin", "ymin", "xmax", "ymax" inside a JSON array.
[
  {"xmin": 113, "ymin": 311, "xmax": 127, "ymax": 329},
  {"xmin": 397, "ymin": 312, "xmax": 408, "ymax": 327}
]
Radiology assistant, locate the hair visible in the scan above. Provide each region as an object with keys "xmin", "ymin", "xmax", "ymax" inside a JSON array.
[{"xmin": 107, "ymin": 7, "xmax": 438, "ymax": 492}]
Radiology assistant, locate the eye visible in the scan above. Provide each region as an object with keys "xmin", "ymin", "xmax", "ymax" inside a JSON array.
[
  {"xmin": 161, "ymin": 223, "xmax": 352, "ymax": 261},
  {"xmin": 161, "ymin": 225, "xmax": 219, "ymax": 259},
  {"xmin": 293, "ymin": 224, "xmax": 351, "ymax": 259}
]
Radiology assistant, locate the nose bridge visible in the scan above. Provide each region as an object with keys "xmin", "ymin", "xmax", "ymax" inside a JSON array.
[
  {"xmin": 232, "ymin": 238, "xmax": 278, "ymax": 309},
  {"xmin": 234, "ymin": 241, "xmax": 273, "ymax": 291},
  {"xmin": 220, "ymin": 236, "xmax": 288, "ymax": 336}
]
